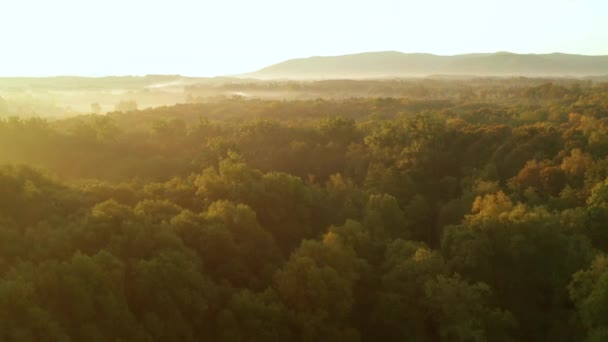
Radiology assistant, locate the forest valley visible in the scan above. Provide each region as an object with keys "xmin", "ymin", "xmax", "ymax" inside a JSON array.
[{"xmin": 1, "ymin": 78, "xmax": 608, "ymax": 341}]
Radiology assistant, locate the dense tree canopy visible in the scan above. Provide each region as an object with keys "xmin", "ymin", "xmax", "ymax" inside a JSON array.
[{"xmin": 1, "ymin": 78, "xmax": 607, "ymax": 340}]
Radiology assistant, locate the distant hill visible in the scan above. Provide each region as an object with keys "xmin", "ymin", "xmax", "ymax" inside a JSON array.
[{"xmin": 243, "ymin": 51, "xmax": 608, "ymax": 79}]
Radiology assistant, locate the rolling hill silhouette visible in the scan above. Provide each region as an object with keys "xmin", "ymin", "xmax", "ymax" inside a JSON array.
[{"xmin": 244, "ymin": 51, "xmax": 608, "ymax": 79}]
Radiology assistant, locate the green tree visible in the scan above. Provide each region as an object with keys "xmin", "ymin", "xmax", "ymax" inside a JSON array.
[{"xmin": 569, "ymin": 255, "xmax": 608, "ymax": 341}]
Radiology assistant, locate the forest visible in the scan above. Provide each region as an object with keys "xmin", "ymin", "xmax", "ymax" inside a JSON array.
[{"xmin": 1, "ymin": 78, "xmax": 608, "ymax": 341}]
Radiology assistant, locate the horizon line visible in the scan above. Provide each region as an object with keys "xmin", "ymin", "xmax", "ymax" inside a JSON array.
[{"xmin": 2, "ymin": 50, "xmax": 608, "ymax": 78}]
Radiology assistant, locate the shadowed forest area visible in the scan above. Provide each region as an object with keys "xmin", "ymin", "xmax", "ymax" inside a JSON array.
[{"xmin": 2, "ymin": 78, "xmax": 608, "ymax": 341}]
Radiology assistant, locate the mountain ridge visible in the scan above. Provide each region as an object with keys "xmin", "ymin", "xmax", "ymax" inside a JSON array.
[{"xmin": 242, "ymin": 51, "xmax": 608, "ymax": 79}]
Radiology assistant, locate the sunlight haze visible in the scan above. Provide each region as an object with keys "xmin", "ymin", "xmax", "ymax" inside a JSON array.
[{"xmin": 1, "ymin": 0, "xmax": 606, "ymax": 76}]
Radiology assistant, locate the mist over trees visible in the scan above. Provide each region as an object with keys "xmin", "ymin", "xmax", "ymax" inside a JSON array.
[{"xmin": 1, "ymin": 78, "xmax": 608, "ymax": 341}]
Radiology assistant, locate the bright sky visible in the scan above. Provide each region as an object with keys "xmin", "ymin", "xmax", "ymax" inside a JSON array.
[{"xmin": 1, "ymin": 0, "xmax": 606, "ymax": 77}]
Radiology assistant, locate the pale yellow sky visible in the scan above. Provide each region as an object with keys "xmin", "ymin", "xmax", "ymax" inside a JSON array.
[{"xmin": 0, "ymin": 0, "xmax": 606, "ymax": 76}]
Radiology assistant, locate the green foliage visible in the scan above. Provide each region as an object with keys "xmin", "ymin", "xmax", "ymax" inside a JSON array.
[
  {"xmin": 425, "ymin": 275, "xmax": 516, "ymax": 341},
  {"xmin": 274, "ymin": 238, "xmax": 365, "ymax": 341},
  {"xmin": 218, "ymin": 289, "xmax": 292, "ymax": 342},
  {"xmin": 0, "ymin": 78, "xmax": 607, "ymax": 340},
  {"xmin": 443, "ymin": 194, "xmax": 593, "ymax": 340},
  {"xmin": 569, "ymin": 255, "xmax": 608, "ymax": 341}
]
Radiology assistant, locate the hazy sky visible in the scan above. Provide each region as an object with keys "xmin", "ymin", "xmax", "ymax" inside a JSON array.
[{"xmin": 1, "ymin": 0, "xmax": 606, "ymax": 76}]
